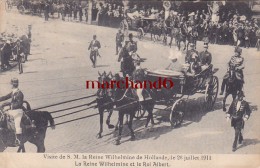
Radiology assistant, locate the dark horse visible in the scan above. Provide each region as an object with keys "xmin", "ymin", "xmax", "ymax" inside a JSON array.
[
  {"xmin": 222, "ymin": 66, "xmax": 244, "ymax": 111},
  {"xmin": 0, "ymin": 101, "xmax": 55, "ymax": 152},
  {"xmin": 110, "ymin": 73, "xmax": 155, "ymax": 145},
  {"xmin": 86, "ymin": 71, "xmax": 115, "ymax": 139}
]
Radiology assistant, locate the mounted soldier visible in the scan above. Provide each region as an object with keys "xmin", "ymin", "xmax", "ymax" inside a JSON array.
[
  {"xmin": 118, "ymin": 33, "xmax": 137, "ymax": 77},
  {"xmin": 226, "ymin": 91, "xmax": 251, "ymax": 152},
  {"xmin": 88, "ymin": 35, "xmax": 101, "ymax": 68},
  {"xmin": 220, "ymin": 47, "xmax": 244, "ymax": 95},
  {"xmin": 0, "ymin": 78, "xmax": 24, "ymax": 146},
  {"xmin": 115, "ymin": 29, "xmax": 124, "ymax": 55}
]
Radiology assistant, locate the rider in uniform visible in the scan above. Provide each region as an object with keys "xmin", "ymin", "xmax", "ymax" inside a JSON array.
[
  {"xmin": 125, "ymin": 33, "xmax": 137, "ymax": 56},
  {"xmin": 132, "ymin": 59, "xmax": 145, "ymax": 105},
  {"xmin": 226, "ymin": 91, "xmax": 251, "ymax": 152},
  {"xmin": 0, "ymin": 78, "xmax": 24, "ymax": 146},
  {"xmin": 88, "ymin": 35, "xmax": 101, "ymax": 68},
  {"xmin": 185, "ymin": 43, "xmax": 198, "ymax": 64},
  {"xmin": 220, "ymin": 47, "xmax": 244, "ymax": 95},
  {"xmin": 119, "ymin": 33, "xmax": 137, "ymax": 76},
  {"xmin": 115, "ymin": 29, "xmax": 124, "ymax": 55}
]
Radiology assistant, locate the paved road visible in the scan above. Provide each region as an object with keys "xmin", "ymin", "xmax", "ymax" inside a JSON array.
[{"xmin": 1, "ymin": 12, "xmax": 260, "ymax": 154}]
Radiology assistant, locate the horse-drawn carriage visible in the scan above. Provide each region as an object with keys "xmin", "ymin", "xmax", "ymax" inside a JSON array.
[
  {"xmin": 5, "ymin": 0, "xmax": 44, "ymax": 15},
  {"xmin": 119, "ymin": 12, "xmax": 163, "ymax": 41},
  {"xmin": 145, "ymin": 64, "xmax": 219, "ymax": 127}
]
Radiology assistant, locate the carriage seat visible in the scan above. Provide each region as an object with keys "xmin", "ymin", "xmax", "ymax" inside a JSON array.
[{"xmin": 146, "ymin": 69, "xmax": 184, "ymax": 78}]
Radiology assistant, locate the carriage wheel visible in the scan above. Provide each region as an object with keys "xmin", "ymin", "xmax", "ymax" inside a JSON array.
[
  {"xmin": 169, "ymin": 99, "xmax": 186, "ymax": 128},
  {"xmin": 137, "ymin": 28, "xmax": 144, "ymax": 40},
  {"xmin": 18, "ymin": 5, "xmax": 25, "ymax": 14},
  {"xmin": 204, "ymin": 76, "xmax": 219, "ymax": 111},
  {"xmin": 134, "ymin": 104, "xmax": 145, "ymax": 120},
  {"xmin": 5, "ymin": 1, "xmax": 12, "ymax": 12}
]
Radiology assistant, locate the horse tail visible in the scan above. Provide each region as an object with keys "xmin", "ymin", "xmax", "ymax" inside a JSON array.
[{"xmin": 44, "ymin": 112, "xmax": 55, "ymax": 129}]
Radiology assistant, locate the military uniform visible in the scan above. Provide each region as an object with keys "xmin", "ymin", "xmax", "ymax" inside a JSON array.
[
  {"xmin": 199, "ymin": 50, "xmax": 212, "ymax": 65},
  {"xmin": 116, "ymin": 32, "xmax": 124, "ymax": 55},
  {"xmin": 88, "ymin": 39, "xmax": 101, "ymax": 67},
  {"xmin": 220, "ymin": 50, "xmax": 244, "ymax": 95},
  {"xmin": 132, "ymin": 66, "xmax": 145, "ymax": 101},
  {"xmin": 227, "ymin": 97, "xmax": 251, "ymax": 151},
  {"xmin": 224, "ymin": 55, "xmax": 244, "ymax": 81},
  {"xmin": 0, "ymin": 89, "xmax": 24, "ymax": 110},
  {"xmin": 185, "ymin": 49, "xmax": 198, "ymax": 64},
  {"xmin": 13, "ymin": 42, "xmax": 25, "ymax": 74}
]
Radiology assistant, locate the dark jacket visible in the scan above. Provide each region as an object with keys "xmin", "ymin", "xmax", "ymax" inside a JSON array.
[{"xmin": 0, "ymin": 89, "xmax": 24, "ymax": 110}]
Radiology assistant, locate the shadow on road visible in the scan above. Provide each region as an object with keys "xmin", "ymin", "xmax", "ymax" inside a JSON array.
[{"xmin": 237, "ymin": 138, "xmax": 260, "ymax": 151}]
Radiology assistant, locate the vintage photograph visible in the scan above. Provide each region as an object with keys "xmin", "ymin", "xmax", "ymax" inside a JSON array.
[{"xmin": 0, "ymin": 0, "xmax": 259, "ymax": 164}]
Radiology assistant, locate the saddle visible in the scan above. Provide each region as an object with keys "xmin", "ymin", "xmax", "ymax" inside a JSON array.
[{"xmin": 4, "ymin": 111, "xmax": 33, "ymax": 134}]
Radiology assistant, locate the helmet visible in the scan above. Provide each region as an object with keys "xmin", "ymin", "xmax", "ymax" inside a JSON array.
[
  {"xmin": 11, "ymin": 78, "xmax": 19, "ymax": 85},
  {"xmin": 129, "ymin": 33, "xmax": 133, "ymax": 39}
]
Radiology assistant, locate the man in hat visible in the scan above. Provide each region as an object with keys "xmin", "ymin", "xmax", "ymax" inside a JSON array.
[
  {"xmin": 199, "ymin": 44, "xmax": 212, "ymax": 67},
  {"xmin": 115, "ymin": 29, "xmax": 124, "ymax": 55},
  {"xmin": 166, "ymin": 48, "xmax": 184, "ymax": 72},
  {"xmin": 88, "ymin": 35, "xmax": 101, "ymax": 68},
  {"xmin": 0, "ymin": 78, "xmax": 24, "ymax": 146},
  {"xmin": 226, "ymin": 91, "xmax": 251, "ymax": 152},
  {"xmin": 1, "ymin": 39, "xmax": 12, "ymax": 69},
  {"xmin": 14, "ymin": 39, "xmax": 25, "ymax": 74},
  {"xmin": 185, "ymin": 43, "xmax": 198, "ymax": 64},
  {"xmin": 220, "ymin": 47, "xmax": 244, "ymax": 95},
  {"xmin": 132, "ymin": 59, "xmax": 145, "ymax": 104},
  {"xmin": 125, "ymin": 33, "xmax": 137, "ymax": 55}
]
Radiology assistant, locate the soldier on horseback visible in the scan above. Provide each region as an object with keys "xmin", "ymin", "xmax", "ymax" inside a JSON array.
[
  {"xmin": 0, "ymin": 78, "xmax": 24, "ymax": 146},
  {"xmin": 118, "ymin": 33, "xmax": 137, "ymax": 77},
  {"xmin": 220, "ymin": 47, "xmax": 244, "ymax": 95},
  {"xmin": 226, "ymin": 91, "xmax": 251, "ymax": 152}
]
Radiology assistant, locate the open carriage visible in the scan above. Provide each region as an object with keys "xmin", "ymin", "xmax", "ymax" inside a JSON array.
[
  {"xmin": 145, "ymin": 64, "xmax": 219, "ymax": 127},
  {"xmin": 5, "ymin": 0, "xmax": 44, "ymax": 15},
  {"xmin": 119, "ymin": 12, "xmax": 160, "ymax": 40}
]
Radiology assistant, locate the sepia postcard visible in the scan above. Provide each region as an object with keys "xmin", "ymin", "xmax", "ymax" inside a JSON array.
[{"xmin": 0, "ymin": 0, "xmax": 259, "ymax": 167}]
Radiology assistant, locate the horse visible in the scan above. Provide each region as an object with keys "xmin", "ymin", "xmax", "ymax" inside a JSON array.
[
  {"xmin": 86, "ymin": 71, "xmax": 115, "ymax": 139},
  {"xmin": 222, "ymin": 66, "xmax": 243, "ymax": 111},
  {"xmin": 110, "ymin": 73, "xmax": 155, "ymax": 145},
  {"xmin": 0, "ymin": 101, "xmax": 55, "ymax": 153}
]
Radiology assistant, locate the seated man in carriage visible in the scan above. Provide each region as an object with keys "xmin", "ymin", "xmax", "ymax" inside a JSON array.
[
  {"xmin": 185, "ymin": 43, "xmax": 199, "ymax": 64},
  {"xmin": 166, "ymin": 48, "xmax": 185, "ymax": 72},
  {"xmin": 220, "ymin": 47, "xmax": 244, "ymax": 95},
  {"xmin": 199, "ymin": 43, "xmax": 212, "ymax": 71}
]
